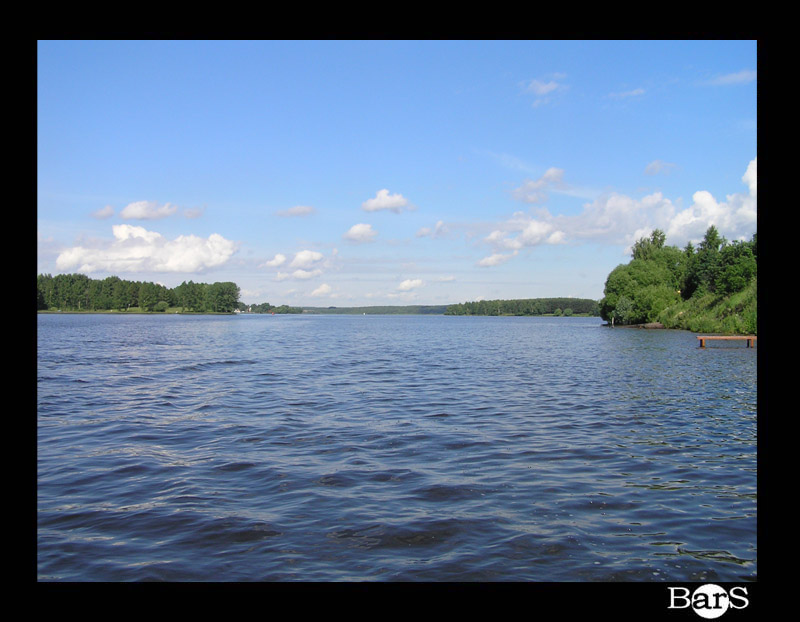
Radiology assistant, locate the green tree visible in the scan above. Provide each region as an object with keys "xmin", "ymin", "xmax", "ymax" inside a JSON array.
[
  {"xmin": 717, "ymin": 237, "xmax": 757, "ymax": 295},
  {"xmin": 599, "ymin": 258, "xmax": 680, "ymax": 324},
  {"xmin": 37, "ymin": 277, "xmax": 48, "ymax": 310},
  {"xmin": 613, "ymin": 295, "xmax": 634, "ymax": 325},
  {"xmin": 111, "ymin": 277, "xmax": 128, "ymax": 310},
  {"xmin": 683, "ymin": 225, "xmax": 725, "ymax": 298},
  {"xmin": 175, "ymin": 280, "xmax": 204, "ymax": 311},
  {"xmin": 631, "ymin": 229, "xmax": 667, "ymax": 261},
  {"xmin": 205, "ymin": 282, "xmax": 240, "ymax": 313},
  {"xmin": 126, "ymin": 281, "xmax": 140, "ymax": 309},
  {"xmin": 138, "ymin": 282, "xmax": 159, "ymax": 311}
]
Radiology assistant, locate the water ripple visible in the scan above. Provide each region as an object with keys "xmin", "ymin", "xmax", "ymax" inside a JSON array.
[{"xmin": 37, "ymin": 314, "xmax": 757, "ymax": 581}]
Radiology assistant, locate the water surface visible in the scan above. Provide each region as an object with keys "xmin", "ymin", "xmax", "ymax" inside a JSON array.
[{"xmin": 37, "ymin": 314, "xmax": 757, "ymax": 581}]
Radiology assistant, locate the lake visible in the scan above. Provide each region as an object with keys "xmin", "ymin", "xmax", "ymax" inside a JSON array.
[{"xmin": 37, "ymin": 313, "xmax": 757, "ymax": 582}]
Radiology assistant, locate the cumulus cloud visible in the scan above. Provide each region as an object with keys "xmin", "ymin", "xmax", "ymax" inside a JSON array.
[
  {"xmin": 262, "ymin": 253, "xmax": 287, "ymax": 268},
  {"xmin": 486, "ymin": 212, "xmax": 566, "ymax": 251},
  {"xmin": 290, "ymin": 250, "xmax": 324, "ymax": 268},
  {"xmin": 476, "ymin": 158, "xmax": 756, "ymax": 267},
  {"xmin": 262, "ymin": 249, "xmax": 335, "ymax": 282},
  {"xmin": 742, "ymin": 157, "xmax": 757, "ymax": 196},
  {"xmin": 477, "ymin": 252, "xmax": 516, "ymax": 267},
  {"xmin": 569, "ymin": 191, "xmax": 677, "ymax": 246},
  {"xmin": 120, "ymin": 200, "xmax": 178, "ymax": 220},
  {"xmin": 665, "ymin": 160, "xmax": 757, "ymax": 243},
  {"xmin": 311, "ymin": 283, "xmax": 332, "ymax": 296},
  {"xmin": 343, "ymin": 223, "xmax": 377, "ymax": 243},
  {"xmin": 571, "ymin": 157, "xmax": 757, "ymax": 247},
  {"xmin": 397, "ymin": 278, "xmax": 423, "ymax": 291},
  {"xmin": 277, "ymin": 205, "xmax": 316, "ymax": 217},
  {"xmin": 361, "ymin": 189, "xmax": 410, "ymax": 213},
  {"xmin": 290, "ymin": 269, "xmax": 323, "ymax": 280},
  {"xmin": 55, "ymin": 224, "xmax": 238, "ymax": 273}
]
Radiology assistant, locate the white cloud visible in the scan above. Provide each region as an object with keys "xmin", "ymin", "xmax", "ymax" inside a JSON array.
[
  {"xmin": 290, "ymin": 269, "xmax": 322, "ymax": 280},
  {"xmin": 477, "ymin": 252, "xmax": 516, "ymax": 267},
  {"xmin": 513, "ymin": 167, "xmax": 566, "ymax": 204},
  {"xmin": 361, "ymin": 189, "xmax": 410, "ymax": 213},
  {"xmin": 290, "ymin": 249, "xmax": 324, "ymax": 268},
  {"xmin": 263, "ymin": 249, "xmax": 333, "ymax": 281},
  {"xmin": 397, "ymin": 278, "xmax": 423, "ymax": 291},
  {"xmin": 262, "ymin": 253, "xmax": 287, "ymax": 268},
  {"xmin": 706, "ymin": 69, "xmax": 757, "ymax": 86},
  {"xmin": 343, "ymin": 223, "xmax": 377, "ymax": 243},
  {"xmin": 526, "ymin": 79, "xmax": 560, "ymax": 96},
  {"xmin": 477, "ymin": 158, "xmax": 756, "ymax": 262},
  {"xmin": 486, "ymin": 212, "xmax": 566, "ymax": 251},
  {"xmin": 311, "ymin": 283, "xmax": 332, "ymax": 296},
  {"xmin": 570, "ymin": 157, "xmax": 757, "ymax": 247},
  {"xmin": 665, "ymin": 159, "xmax": 757, "ymax": 243},
  {"xmin": 55, "ymin": 224, "xmax": 238, "ymax": 273},
  {"xmin": 570, "ymin": 191, "xmax": 676, "ymax": 244},
  {"xmin": 666, "ymin": 170, "xmax": 757, "ymax": 243},
  {"xmin": 275, "ymin": 260, "xmax": 322, "ymax": 281},
  {"xmin": 119, "ymin": 200, "xmax": 178, "ymax": 220},
  {"xmin": 609, "ymin": 87, "xmax": 645, "ymax": 98},
  {"xmin": 113, "ymin": 224, "xmax": 162, "ymax": 244},
  {"xmin": 524, "ymin": 74, "xmax": 568, "ymax": 107},
  {"xmin": 91, "ymin": 205, "xmax": 114, "ymax": 219},
  {"xmin": 742, "ymin": 157, "xmax": 757, "ymax": 196},
  {"xmin": 277, "ymin": 205, "xmax": 316, "ymax": 217},
  {"xmin": 416, "ymin": 220, "xmax": 448, "ymax": 238}
]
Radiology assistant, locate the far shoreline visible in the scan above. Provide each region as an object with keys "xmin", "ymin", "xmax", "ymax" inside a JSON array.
[
  {"xmin": 37, "ymin": 309, "xmax": 236, "ymax": 315},
  {"xmin": 37, "ymin": 309, "xmax": 602, "ymax": 317}
]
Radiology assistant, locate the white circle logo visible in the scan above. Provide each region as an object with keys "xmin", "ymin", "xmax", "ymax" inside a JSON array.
[{"xmin": 668, "ymin": 584, "xmax": 749, "ymax": 618}]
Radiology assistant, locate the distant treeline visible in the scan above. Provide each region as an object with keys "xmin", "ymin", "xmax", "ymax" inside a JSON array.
[
  {"xmin": 247, "ymin": 302, "xmax": 304, "ymax": 314},
  {"xmin": 37, "ymin": 273, "xmax": 241, "ymax": 313},
  {"xmin": 304, "ymin": 305, "xmax": 448, "ymax": 315},
  {"xmin": 444, "ymin": 297, "xmax": 600, "ymax": 316}
]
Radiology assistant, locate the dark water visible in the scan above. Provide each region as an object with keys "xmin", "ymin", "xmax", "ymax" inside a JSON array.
[{"xmin": 37, "ymin": 313, "xmax": 757, "ymax": 582}]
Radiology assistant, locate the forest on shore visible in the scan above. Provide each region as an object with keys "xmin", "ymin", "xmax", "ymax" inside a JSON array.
[
  {"xmin": 598, "ymin": 226, "xmax": 757, "ymax": 334},
  {"xmin": 444, "ymin": 297, "xmax": 599, "ymax": 316},
  {"xmin": 303, "ymin": 305, "xmax": 447, "ymax": 315},
  {"xmin": 36, "ymin": 274, "xmax": 248, "ymax": 314},
  {"xmin": 35, "ymin": 274, "xmax": 313, "ymax": 314}
]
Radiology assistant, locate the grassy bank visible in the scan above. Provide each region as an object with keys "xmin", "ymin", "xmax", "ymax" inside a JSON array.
[{"xmin": 657, "ymin": 278, "xmax": 757, "ymax": 334}]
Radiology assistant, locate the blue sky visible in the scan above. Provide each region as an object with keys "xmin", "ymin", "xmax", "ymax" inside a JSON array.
[{"xmin": 37, "ymin": 40, "xmax": 757, "ymax": 306}]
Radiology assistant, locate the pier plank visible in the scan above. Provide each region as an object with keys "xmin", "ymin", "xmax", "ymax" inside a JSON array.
[{"xmin": 697, "ymin": 336, "xmax": 757, "ymax": 348}]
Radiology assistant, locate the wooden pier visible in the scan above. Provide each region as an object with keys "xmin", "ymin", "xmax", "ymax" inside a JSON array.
[{"xmin": 697, "ymin": 335, "xmax": 757, "ymax": 348}]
